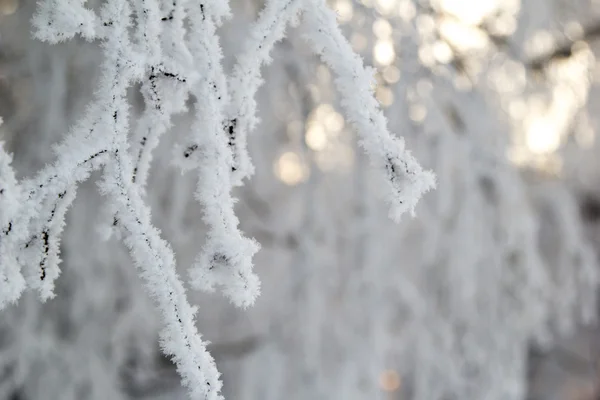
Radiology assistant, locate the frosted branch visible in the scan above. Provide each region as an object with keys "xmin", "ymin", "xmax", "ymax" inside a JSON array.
[
  {"xmin": 225, "ymin": 0, "xmax": 303, "ymax": 185},
  {"xmin": 178, "ymin": 0, "xmax": 260, "ymax": 308},
  {"xmin": 100, "ymin": 143, "xmax": 223, "ymax": 400},
  {"xmin": 0, "ymin": 139, "xmax": 25, "ymax": 308},
  {"xmin": 0, "ymin": 0, "xmax": 437, "ymax": 398},
  {"xmin": 129, "ymin": 0, "xmax": 196, "ymax": 190},
  {"xmin": 32, "ymin": 0, "xmax": 98, "ymax": 43},
  {"xmin": 301, "ymin": 0, "xmax": 436, "ymax": 220},
  {"xmin": 3, "ymin": 0, "xmax": 223, "ymax": 397}
]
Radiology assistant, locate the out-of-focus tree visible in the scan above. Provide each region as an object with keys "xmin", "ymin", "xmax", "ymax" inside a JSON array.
[{"xmin": 1, "ymin": 0, "xmax": 600, "ymax": 400}]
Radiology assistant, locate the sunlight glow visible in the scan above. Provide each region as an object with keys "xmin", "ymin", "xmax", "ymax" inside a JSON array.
[
  {"xmin": 335, "ymin": 0, "xmax": 354, "ymax": 23},
  {"xmin": 516, "ymin": 43, "xmax": 594, "ymax": 162},
  {"xmin": 306, "ymin": 124, "xmax": 328, "ymax": 151},
  {"xmin": 374, "ymin": 39, "xmax": 396, "ymax": 66},
  {"xmin": 0, "ymin": 0, "xmax": 17, "ymax": 15},
  {"xmin": 303, "ymin": 103, "xmax": 352, "ymax": 171},
  {"xmin": 315, "ymin": 103, "xmax": 335, "ymax": 120},
  {"xmin": 525, "ymin": 30, "xmax": 555, "ymax": 59},
  {"xmin": 383, "ymin": 65, "xmax": 401, "ymax": 83},
  {"xmin": 409, "ymin": 104, "xmax": 427, "ymax": 122},
  {"xmin": 432, "ymin": 40, "xmax": 453, "ymax": 64},
  {"xmin": 416, "ymin": 14, "xmax": 436, "ymax": 36},
  {"xmin": 373, "ymin": 18, "xmax": 393, "ymax": 38},
  {"xmin": 325, "ymin": 112, "xmax": 345, "ymax": 134},
  {"xmin": 379, "ymin": 370, "xmax": 402, "ymax": 392},
  {"xmin": 375, "ymin": 0, "xmax": 396, "ymax": 15},
  {"xmin": 525, "ymin": 117, "xmax": 561, "ymax": 155},
  {"xmin": 274, "ymin": 152, "xmax": 308, "ymax": 185},
  {"xmin": 305, "ymin": 105, "xmax": 348, "ymax": 153},
  {"xmin": 564, "ymin": 21, "xmax": 584, "ymax": 40},
  {"xmin": 418, "ymin": 46, "xmax": 435, "ymax": 67},
  {"xmin": 376, "ymin": 86, "xmax": 395, "ymax": 107},
  {"xmin": 439, "ymin": 18, "xmax": 489, "ymax": 51},
  {"xmin": 488, "ymin": 14, "xmax": 517, "ymax": 36},
  {"xmin": 439, "ymin": 0, "xmax": 500, "ymax": 25},
  {"xmin": 398, "ymin": 0, "xmax": 416, "ymax": 21},
  {"xmin": 508, "ymin": 100, "xmax": 527, "ymax": 120}
]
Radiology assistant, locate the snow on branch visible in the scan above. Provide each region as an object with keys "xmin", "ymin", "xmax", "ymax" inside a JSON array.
[
  {"xmin": 224, "ymin": 0, "xmax": 303, "ymax": 185},
  {"xmin": 101, "ymin": 0, "xmax": 197, "ymax": 240},
  {"xmin": 0, "ymin": 0, "xmax": 435, "ymax": 398},
  {"xmin": 301, "ymin": 0, "xmax": 436, "ymax": 220},
  {"xmin": 0, "ymin": 135, "xmax": 25, "ymax": 309},
  {"xmin": 99, "ymin": 137, "xmax": 224, "ymax": 400},
  {"xmin": 32, "ymin": 0, "xmax": 97, "ymax": 43},
  {"xmin": 128, "ymin": 0, "xmax": 195, "ymax": 190},
  {"xmin": 17, "ymin": 0, "xmax": 143, "ymax": 300},
  {"xmin": 1, "ymin": 0, "xmax": 223, "ymax": 398},
  {"xmin": 177, "ymin": 0, "xmax": 261, "ymax": 308}
]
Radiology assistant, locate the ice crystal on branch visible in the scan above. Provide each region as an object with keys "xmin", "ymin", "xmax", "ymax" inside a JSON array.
[{"xmin": 0, "ymin": 0, "xmax": 434, "ymax": 398}]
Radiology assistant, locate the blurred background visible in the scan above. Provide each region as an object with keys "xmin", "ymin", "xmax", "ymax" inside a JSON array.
[{"xmin": 2, "ymin": 0, "xmax": 600, "ymax": 399}]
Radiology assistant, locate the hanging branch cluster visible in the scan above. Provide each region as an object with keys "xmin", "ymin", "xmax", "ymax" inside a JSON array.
[{"xmin": 0, "ymin": 0, "xmax": 435, "ymax": 398}]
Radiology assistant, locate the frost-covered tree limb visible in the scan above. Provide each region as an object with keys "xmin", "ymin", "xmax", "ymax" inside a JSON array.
[
  {"xmin": 224, "ymin": 0, "xmax": 304, "ymax": 185},
  {"xmin": 0, "ymin": 135, "xmax": 25, "ymax": 308},
  {"xmin": 0, "ymin": 0, "xmax": 435, "ymax": 398},
  {"xmin": 2, "ymin": 0, "xmax": 225, "ymax": 397},
  {"xmin": 128, "ymin": 0, "xmax": 194, "ymax": 190},
  {"xmin": 301, "ymin": 0, "xmax": 435, "ymax": 220},
  {"xmin": 177, "ymin": 0, "xmax": 261, "ymax": 308}
]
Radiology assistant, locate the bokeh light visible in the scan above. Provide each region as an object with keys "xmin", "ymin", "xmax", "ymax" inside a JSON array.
[
  {"xmin": 438, "ymin": 0, "xmax": 500, "ymax": 25},
  {"xmin": 274, "ymin": 152, "xmax": 309, "ymax": 185},
  {"xmin": 379, "ymin": 369, "xmax": 402, "ymax": 392},
  {"xmin": 374, "ymin": 39, "xmax": 396, "ymax": 66}
]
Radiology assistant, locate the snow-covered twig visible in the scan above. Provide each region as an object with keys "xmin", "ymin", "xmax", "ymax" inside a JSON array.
[
  {"xmin": 178, "ymin": 0, "xmax": 261, "ymax": 308},
  {"xmin": 0, "ymin": 0, "xmax": 224, "ymax": 398},
  {"xmin": 301, "ymin": 0, "xmax": 436, "ymax": 220},
  {"xmin": 224, "ymin": 0, "xmax": 303, "ymax": 185},
  {"xmin": 0, "ymin": 137, "xmax": 25, "ymax": 308},
  {"xmin": 0, "ymin": 0, "xmax": 436, "ymax": 398},
  {"xmin": 129, "ymin": 0, "xmax": 195, "ymax": 190}
]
